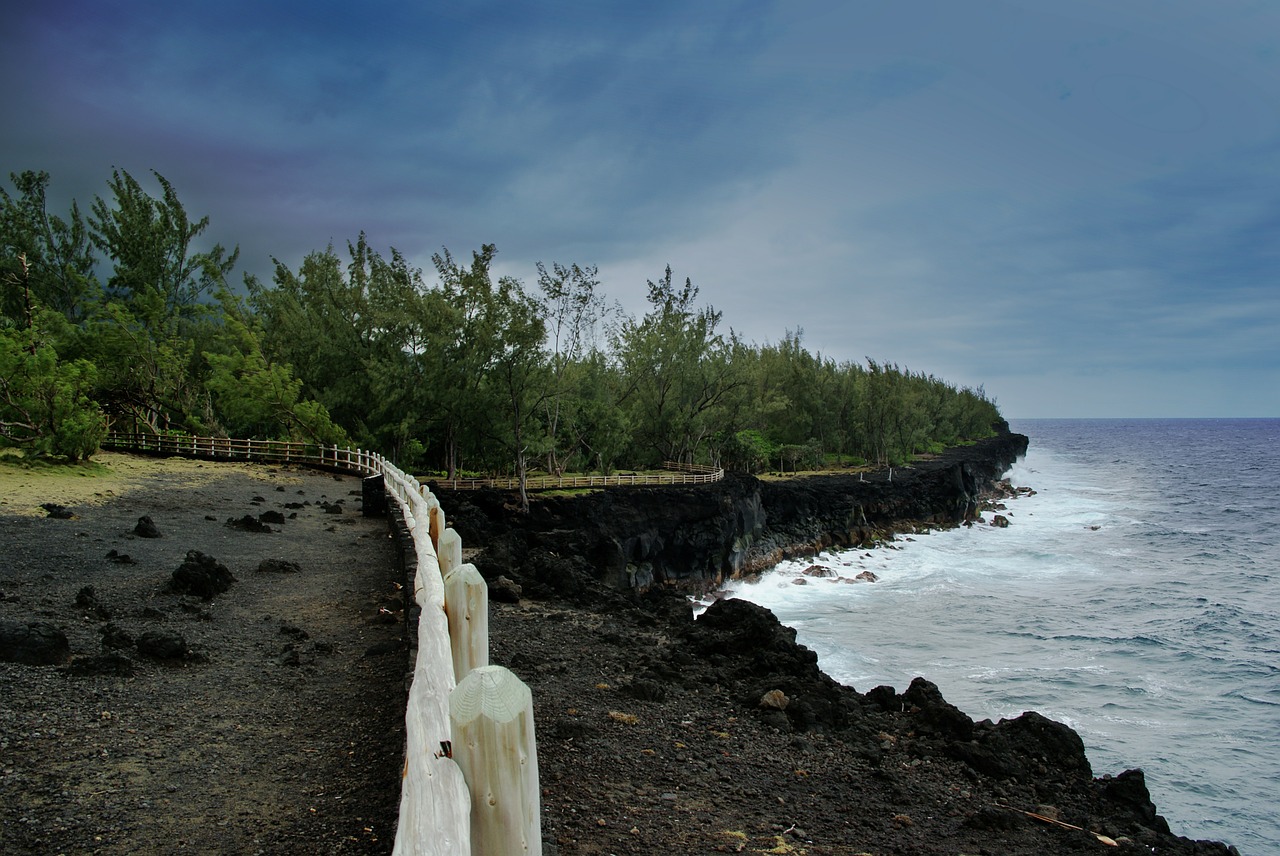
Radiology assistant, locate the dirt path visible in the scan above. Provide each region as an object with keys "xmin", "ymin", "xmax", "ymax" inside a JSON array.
[{"xmin": 0, "ymin": 456, "xmax": 406, "ymax": 854}]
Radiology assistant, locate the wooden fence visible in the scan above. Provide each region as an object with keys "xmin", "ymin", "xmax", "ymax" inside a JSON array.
[
  {"xmin": 103, "ymin": 433, "xmax": 724, "ymax": 492},
  {"xmin": 103, "ymin": 431, "xmax": 539, "ymax": 855},
  {"xmin": 426, "ymin": 461, "xmax": 724, "ymax": 491}
]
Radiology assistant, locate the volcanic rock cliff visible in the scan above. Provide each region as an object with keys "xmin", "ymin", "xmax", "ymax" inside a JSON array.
[{"xmin": 440, "ymin": 429, "xmax": 1029, "ymax": 598}]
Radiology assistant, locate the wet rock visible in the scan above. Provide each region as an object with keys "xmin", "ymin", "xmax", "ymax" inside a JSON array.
[
  {"xmin": 802, "ymin": 564, "xmax": 835, "ymax": 577},
  {"xmin": 168, "ymin": 551, "xmax": 236, "ymax": 600},
  {"xmin": 133, "ymin": 516, "xmax": 162, "ymax": 538},
  {"xmin": 0, "ymin": 619, "xmax": 72, "ymax": 665},
  {"xmin": 255, "ymin": 558, "xmax": 301, "ymax": 574},
  {"xmin": 991, "ymin": 514, "xmax": 1010, "ymax": 528},
  {"xmin": 136, "ymin": 630, "xmax": 190, "ymax": 660},
  {"xmin": 953, "ymin": 710, "xmax": 1091, "ymax": 781},
  {"xmin": 1100, "ymin": 768, "xmax": 1170, "ymax": 833},
  {"xmin": 902, "ymin": 677, "xmax": 975, "ymax": 740},
  {"xmin": 854, "ymin": 570, "xmax": 879, "ymax": 582}
]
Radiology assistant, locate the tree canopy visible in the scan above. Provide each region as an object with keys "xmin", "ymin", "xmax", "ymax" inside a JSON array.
[{"xmin": 1, "ymin": 168, "xmax": 1004, "ymax": 478}]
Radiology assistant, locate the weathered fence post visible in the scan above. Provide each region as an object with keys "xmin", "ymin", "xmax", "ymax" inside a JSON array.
[
  {"xmin": 438, "ymin": 528, "xmax": 463, "ymax": 577},
  {"xmin": 449, "ymin": 666, "xmax": 541, "ymax": 856},
  {"xmin": 443, "ymin": 563, "xmax": 488, "ymax": 682}
]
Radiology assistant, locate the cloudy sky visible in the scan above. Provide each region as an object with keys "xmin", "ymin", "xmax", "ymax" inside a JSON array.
[{"xmin": 4, "ymin": 0, "xmax": 1278, "ymax": 417}]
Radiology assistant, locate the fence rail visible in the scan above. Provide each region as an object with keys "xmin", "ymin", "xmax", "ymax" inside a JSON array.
[
  {"xmin": 103, "ymin": 432, "xmax": 381, "ymax": 473},
  {"xmin": 103, "ymin": 434, "xmax": 725, "ymax": 492},
  {"xmin": 426, "ymin": 461, "xmax": 723, "ymax": 491}
]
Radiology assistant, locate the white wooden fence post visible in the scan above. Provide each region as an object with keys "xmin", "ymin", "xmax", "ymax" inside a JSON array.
[
  {"xmin": 438, "ymin": 528, "xmax": 463, "ymax": 577},
  {"xmin": 449, "ymin": 666, "xmax": 541, "ymax": 856},
  {"xmin": 443, "ymin": 563, "xmax": 488, "ymax": 682}
]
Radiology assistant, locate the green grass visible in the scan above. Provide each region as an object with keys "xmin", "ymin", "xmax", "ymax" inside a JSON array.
[{"xmin": 0, "ymin": 448, "xmax": 111, "ymax": 478}]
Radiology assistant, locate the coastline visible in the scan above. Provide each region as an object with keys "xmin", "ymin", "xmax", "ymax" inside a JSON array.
[
  {"xmin": 0, "ymin": 441, "xmax": 1242, "ymax": 853},
  {"xmin": 444, "ymin": 433, "xmax": 1241, "ymax": 854}
]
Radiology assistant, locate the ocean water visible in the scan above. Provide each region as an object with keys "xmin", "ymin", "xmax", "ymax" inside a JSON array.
[{"xmin": 719, "ymin": 419, "xmax": 1280, "ymax": 854}]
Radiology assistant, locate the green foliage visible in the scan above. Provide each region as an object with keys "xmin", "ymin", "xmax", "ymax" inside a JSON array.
[
  {"xmin": 3, "ymin": 168, "xmax": 1007, "ymax": 473},
  {"xmin": 0, "ymin": 314, "xmax": 105, "ymax": 460}
]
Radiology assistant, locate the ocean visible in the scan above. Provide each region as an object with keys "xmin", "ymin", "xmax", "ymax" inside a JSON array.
[{"xmin": 719, "ymin": 418, "xmax": 1280, "ymax": 854}]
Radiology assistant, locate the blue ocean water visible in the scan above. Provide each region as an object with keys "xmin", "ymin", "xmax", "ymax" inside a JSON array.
[{"xmin": 721, "ymin": 419, "xmax": 1280, "ymax": 854}]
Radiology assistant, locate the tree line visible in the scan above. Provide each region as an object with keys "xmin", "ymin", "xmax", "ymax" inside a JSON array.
[{"xmin": 1, "ymin": 169, "xmax": 1002, "ymax": 501}]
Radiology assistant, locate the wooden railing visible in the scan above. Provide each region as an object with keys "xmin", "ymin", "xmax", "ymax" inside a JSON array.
[
  {"xmin": 103, "ymin": 433, "xmax": 725, "ymax": 493},
  {"xmin": 426, "ymin": 461, "xmax": 723, "ymax": 491},
  {"xmin": 102, "ymin": 432, "xmax": 379, "ymax": 472}
]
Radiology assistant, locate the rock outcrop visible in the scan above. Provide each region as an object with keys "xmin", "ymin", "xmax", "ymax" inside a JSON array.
[{"xmin": 445, "ymin": 430, "xmax": 1028, "ymax": 597}]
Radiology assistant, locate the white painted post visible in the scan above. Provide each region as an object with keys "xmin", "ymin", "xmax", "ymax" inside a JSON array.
[
  {"xmin": 438, "ymin": 527, "xmax": 463, "ymax": 577},
  {"xmin": 449, "ymin": 666, "xmax": 541, "ymax": 856},
  {"xmin": 443, "ymin": 563, "xmax": 488, "ymax": 682},
  {"xmin": 428, "ymin": 501, "xmax": 446, "ymax": 554}
]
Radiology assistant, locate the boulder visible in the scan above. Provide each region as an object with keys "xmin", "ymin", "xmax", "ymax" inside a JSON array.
[
  {"xmin": 133, "ymin": 515, "xmax": 162, "ymax": 538},
  {"xmin": 136, "ymin": 630, "xmax": 190, "ymax": 660},
  {"xmin": 490, "ymin": 575, "xmax": 523, "ymax": 604},
  {"xmin": 0, "ymin": 619, "xmax": 72, "ymax": 665},
  {"xmin": 169, "ymin": 550, "xmax": 236, "ymax": 600},
  {"xmin": 225, "ymin": 515, "xmax": 273, "ymax": 533}
]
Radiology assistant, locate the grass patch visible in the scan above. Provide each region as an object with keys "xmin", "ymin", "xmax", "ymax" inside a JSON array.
[{"xmin": 0, "ymin": 449, "xmax": 112, "ymax": 478}]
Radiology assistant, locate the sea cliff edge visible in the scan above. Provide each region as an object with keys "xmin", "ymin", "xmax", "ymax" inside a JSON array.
[{"xmin": 438, "ymin": 432, "xmax": 1240, "ymax": 854}]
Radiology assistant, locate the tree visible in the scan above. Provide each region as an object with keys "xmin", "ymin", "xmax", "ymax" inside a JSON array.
[
  {"xmin": 535, "ymin": 260, "xmax": 609, "ymax": 475},
  {"xmin": 483, "ymin": 275, "xmax": 548, "ymax": 512},
  {"xmin": 616, "ymin": 267, "xmax": 741, "ymax": 465},
  {"xmin": 0, "ymin": 171, "xmax": 99, "ymax": 324},
  {"xmin": 203, "ymin": 291, "xmax": 347, "ymax": 444},
  {"xmin": 0, "ymin": 263, "xmax": 103, "ymax": 460},
  {"xmin": 89, "ymin": 169, "xmax": 237, "ymax": 333}
]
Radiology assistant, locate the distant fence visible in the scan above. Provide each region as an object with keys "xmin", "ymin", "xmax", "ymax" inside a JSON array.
[
  {"xmin": 103, "ymin": 431, "xmax": 539, "ymax": 856},
  {"xmin": 102, "ymin": 433, "xmax": 725, "ymax": 493},
  {"xmin": 102, "ymin": 432, "xmax": 376, "ymax": 471},
  {"xmin": 426, "ymin": 460, "xmax": 724, "ymax": 491}
]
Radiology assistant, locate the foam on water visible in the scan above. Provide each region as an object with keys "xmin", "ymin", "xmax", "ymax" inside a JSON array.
[{"xmin": 719, "ymin": 419, "xmax": 1280, "ymax": 854}]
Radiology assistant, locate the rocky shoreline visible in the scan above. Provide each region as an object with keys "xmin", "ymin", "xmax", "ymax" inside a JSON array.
[
  {"xmin": 442, "ymin": 431, "xmax": 1241, "ymax": 854},
  {"xmin": 0, "ymin": 440, "xmax": 1242, "ymax": 854}
]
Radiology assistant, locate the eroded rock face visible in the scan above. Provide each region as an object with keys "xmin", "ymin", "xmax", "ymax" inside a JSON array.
[
  {"xmin": 449, "ymin": 432, "xmax": 1029, "ymax": 596},
  {"xmin": 0, "ymin": 619, "xmax": 71, "ymax": 665},
  {"xmin": 169, "ymin": 551, "xmax": 236, "ymax": 600}
]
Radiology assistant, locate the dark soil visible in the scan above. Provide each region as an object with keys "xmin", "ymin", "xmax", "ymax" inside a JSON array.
[{"xmin": 0, "ymin": 463, "xmax": 406, "ymax": 855}]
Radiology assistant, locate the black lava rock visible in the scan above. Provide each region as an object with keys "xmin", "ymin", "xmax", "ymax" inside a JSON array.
[
  {"xmin": 0, "ymin": 619, "xmax": 72, "ymax": 665},
  {"xmin": 169, "ymin": 550, "xmax": 236, "ymax": 600}
]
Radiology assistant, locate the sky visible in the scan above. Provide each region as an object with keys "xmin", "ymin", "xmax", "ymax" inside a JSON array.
[{"xmin": 3, "ymin": 0, "xmax": 1278, "ymax": 418}]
